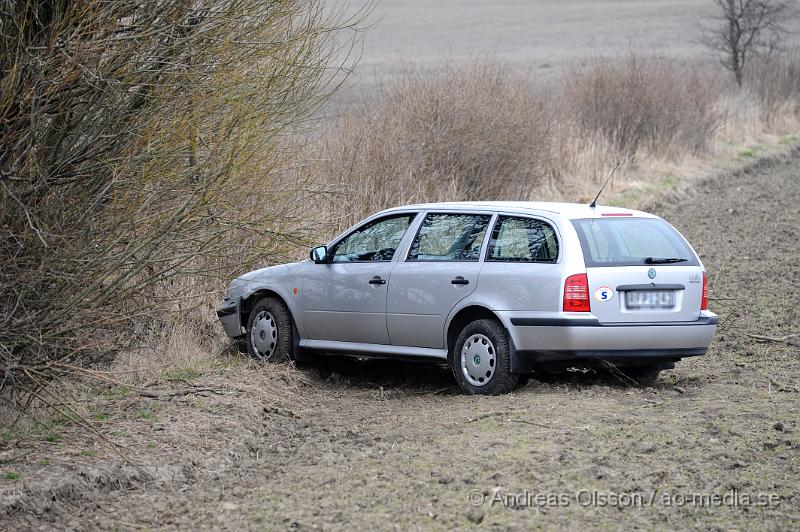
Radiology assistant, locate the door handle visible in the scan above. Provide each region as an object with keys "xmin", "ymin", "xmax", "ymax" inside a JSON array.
[
  {"xmin": 368, "ymin": 276, "xmax": 386, "ymax": 285},
  {"xmin": 451, "ymin": 276, "xmax": 469, "ymax": 285}
]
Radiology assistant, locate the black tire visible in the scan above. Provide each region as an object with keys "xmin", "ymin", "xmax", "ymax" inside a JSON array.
[
  {"xmin": 451, "ymin": 319, "xmax": 518, "ymax": 395},
  {"xmin": 620, "ymin": 364, "xmax": 661, "ymax": 387},
  {"xmin": 245, "ymin": 297, "xmax": 293, "ymax": 363}
]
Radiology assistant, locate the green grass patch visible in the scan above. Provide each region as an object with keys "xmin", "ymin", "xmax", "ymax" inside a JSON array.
[
  {"xmin": 165, "ymin": 367, "xmax": 202, "ymax": 383},
  {"xmin": 738, "ymin": 145, "xmax": 764, "ymax": 158},
  {"xmin": 211, "ymin": 355, "xmax": 242, "ymax": 371},
  {"xmin": 4, "ymin": 472, "xmax": 20, "ymax": 481},
  {"xmin": 659, "ymin": 173, "xmax": 678, "ymax": 187},
  {"xmin": 138, "ymin": 408, "xmax": 157, "ymax": 421},
  {"xmin": 2, "ymin": 420, "xmax": 69, "ymax": 442},
  {"xmin": 94, "ymin": 385, "xmax": 130, "ymax": 399}
]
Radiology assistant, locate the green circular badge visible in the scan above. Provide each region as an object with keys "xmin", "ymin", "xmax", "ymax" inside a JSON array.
[
  {"xmin": 648, "ymin": 268, "xmax": 657, "ymax": 279},
  {"xmin": 473, "ymin": 355, "xmax": 481, "ymax": 365}
]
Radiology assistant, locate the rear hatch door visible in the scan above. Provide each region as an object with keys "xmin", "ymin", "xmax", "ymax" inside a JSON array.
[{"xmin": 571, "ymin": 217, "xmax": 704, "ymax": 323}]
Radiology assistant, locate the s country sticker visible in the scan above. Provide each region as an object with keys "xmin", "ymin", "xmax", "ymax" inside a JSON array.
[{"xmin": 595, "ymin": 286, "xmax": 614, "ymax": 302}]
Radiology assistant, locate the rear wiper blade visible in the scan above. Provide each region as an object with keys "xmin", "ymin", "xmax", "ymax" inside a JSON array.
[{"xmin": 644, "ymin": 257, "xmax": 688, "ymax": 264}]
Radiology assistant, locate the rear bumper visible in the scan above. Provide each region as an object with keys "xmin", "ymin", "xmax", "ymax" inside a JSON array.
[
  {"xmin": 500, "ymin": 310, "xmax": 717, "ymax": 371},
  {"xmin": 217, "ymin": 299, "xmax": 243, "ymax": 338},
  {"xmin": 516, "ymin": 347, "xmax": 707, "ymax": 363}
]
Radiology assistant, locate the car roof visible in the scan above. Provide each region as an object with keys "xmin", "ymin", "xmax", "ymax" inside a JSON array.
[{"xmin": 380, "ymin": 201, "xmax": 657, "ymax": 220}]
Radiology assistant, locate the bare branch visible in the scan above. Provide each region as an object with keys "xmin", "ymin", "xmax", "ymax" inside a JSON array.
[
  {"xmin": 0, "ymin": 0, "xmax": 369, "ymax": 407},
  {"xmin": 701, "ymin": 0, "xmax": 797, "ymax": 85}
]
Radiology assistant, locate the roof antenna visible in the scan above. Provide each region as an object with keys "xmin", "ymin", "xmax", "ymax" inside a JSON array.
[{"xmin": 589, "ymin": 160, "xmax": 621, "ymax": 208}]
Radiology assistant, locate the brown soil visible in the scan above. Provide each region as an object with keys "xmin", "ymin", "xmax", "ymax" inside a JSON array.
[{"xmin": 2, "ymin": 151, "xmax": 799, "ymax": 530}]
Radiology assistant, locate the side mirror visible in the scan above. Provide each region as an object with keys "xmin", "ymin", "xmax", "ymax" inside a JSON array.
[{"xmin": 310, "ymin": 245, "xmax": 329, "ymax": 264}]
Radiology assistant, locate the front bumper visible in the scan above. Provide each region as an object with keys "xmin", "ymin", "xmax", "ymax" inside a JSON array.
[
  {"xmin": 217, "ymin": 299, "xmax": 243, "ymax": 338},
  {"xmin": 500, "ymin": 311, "xmax": 718, "ymax": 371}
]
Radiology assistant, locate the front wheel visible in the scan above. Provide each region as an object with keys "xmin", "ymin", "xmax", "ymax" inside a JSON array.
[
  {"xmin": 451, "ymin": 319, "xmax": 518, "ymax": 395},
  {"xmin": 245, "ymin": 297, "xmax": 293, "ymax": 363}
]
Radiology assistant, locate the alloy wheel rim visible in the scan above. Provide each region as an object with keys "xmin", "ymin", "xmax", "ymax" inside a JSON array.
[
  {"xmin": 251, "ymin": 311, "xmax": 277, "ymax": 359},
  {"xmin": 461, "ymin": 333, "xmax": 496, "ymax": 387}
]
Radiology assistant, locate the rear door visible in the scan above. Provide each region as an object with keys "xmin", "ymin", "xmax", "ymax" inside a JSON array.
[
  {"xmin": 571, "ymin": 217, "xmax": 704, "ymax": 323},
  {"xmin": 387, "ymin": 212, "xmax": 493, "ymax": 348}
]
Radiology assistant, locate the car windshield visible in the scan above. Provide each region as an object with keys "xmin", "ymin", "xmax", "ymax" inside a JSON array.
[{"xmin": 572, "ymin": 217, "xmax": 698, "ymax": 267}]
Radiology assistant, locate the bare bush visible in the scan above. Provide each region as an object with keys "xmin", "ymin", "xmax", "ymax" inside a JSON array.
[
  {"xmin": 0, "ymin": 1, "xmax": 363, "ymax": 406},
  {"xmin": 314, "ymin": 62, "xmax": 554, "ymax": 231},
  {"xmin": 5, "ymin": 0, "xmax": 798, "ymax": 415},
  {"xmin": 562, "ymin": 56, "xmax": 725, "ymax": 159},
  {"xmin": 747, "ymin": 48, "xmax": 800, "ymax": 120},
  {"xmin": 313, "ymin": 56, "xmax": 728, "ymax": 230}
]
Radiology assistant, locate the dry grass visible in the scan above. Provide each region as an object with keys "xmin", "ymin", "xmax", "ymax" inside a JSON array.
[
  {"xmin": 312, "ymin": 62, "xmax": 554, "ymax": 233},
  {"xmin": 0, "ymin": 0, "xmax": 370, "ymax": 414},
  {"xmin": 562, "ymin": 55, "xmax": 724, "ymax": 158},
  {"xmin": 748, "ymin": 49, "xmax": 800, "ymax": 125},
  {"xmin": 12, "ymin": 51, "xmax": 797, "ymax": 409},
  {"xmin": 113, "ymin": 52, "xmax": 800, "ymax": 389},
  {"xmin": 310, "ymin": 53, "xmax": 800, "ymax": 229}
]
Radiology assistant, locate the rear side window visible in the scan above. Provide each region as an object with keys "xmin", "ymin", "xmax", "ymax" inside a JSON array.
[
  {"xmin": 407, "ymin": 213, "xmax": 491, "ymax": 261},
  {"xmin": 487, "ymin": 216, "xmax": 559, "ymax": 262},
  {"xmin": 572, "ymin": 218, "xmax": 699, "ymax": 267}
]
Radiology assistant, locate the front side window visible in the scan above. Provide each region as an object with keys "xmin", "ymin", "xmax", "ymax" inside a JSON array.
[
  {"xmin": 331, "ymin": 214, "xmax": 415, "ymax": 262},
  {"xmin": 487, "ymin": 216, "xmax": 559, "ymax": 262},
  {"xmin": 572, "ymin": 217, "xmax": 699, "ymax": 267},
  {"xmin": 407, "ymin": 213, "xmax": 491, "ymax": 262}
]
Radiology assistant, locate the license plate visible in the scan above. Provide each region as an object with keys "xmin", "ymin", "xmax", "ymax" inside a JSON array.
[{"xmin": 625, "ymin": 290, "xmax": 676, "ymax": 309}]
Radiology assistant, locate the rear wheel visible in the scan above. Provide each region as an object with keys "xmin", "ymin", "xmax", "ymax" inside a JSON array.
[
  {"xmin": 245, "ymin": 297, "xmax": 293, "ymax": 363},
  {"xmin": 451, "ymin": 319, "xmax": 517, "ymax": 395}
]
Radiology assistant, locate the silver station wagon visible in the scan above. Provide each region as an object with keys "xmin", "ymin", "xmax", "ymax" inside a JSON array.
[{"xmin": 218, "ymin": 202, "xmax": 717, "ymax": 394}]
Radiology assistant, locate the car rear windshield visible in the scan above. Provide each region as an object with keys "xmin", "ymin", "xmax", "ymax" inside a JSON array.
[{"xmin": 571, "ymin": 218, "xmax": 699, "ymax": 267}]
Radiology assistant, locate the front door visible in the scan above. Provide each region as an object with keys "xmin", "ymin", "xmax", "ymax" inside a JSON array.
[
  {"xmin": 387, "ymin": 212, "xmax": 493, "ymax": 348},
  {"xmin": 301, "ymin": 213, "xmax": 416, "ymax": 344}
]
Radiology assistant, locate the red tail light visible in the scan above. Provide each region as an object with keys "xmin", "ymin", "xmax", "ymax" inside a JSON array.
[
  {"xmin": 701, "ymin": 271, "xmax": 709, "ymax": 310},
  {"xmin": 564, "ymin": 273, "xmax": 591, "ymax": 312}
]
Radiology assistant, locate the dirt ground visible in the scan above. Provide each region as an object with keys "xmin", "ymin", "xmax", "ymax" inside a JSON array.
[{"xmin": 2, "ymin": 151, "xmax": 799, "ymax": 530}]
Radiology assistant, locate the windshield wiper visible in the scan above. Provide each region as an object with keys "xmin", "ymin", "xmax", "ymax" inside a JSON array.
[{"xmin": 644, "ymin": 257, "xmax": 688, "ymax": 264}]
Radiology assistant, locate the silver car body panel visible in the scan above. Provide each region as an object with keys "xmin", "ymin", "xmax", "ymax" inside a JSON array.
[
  {"xmin": 299, "ymin": 339, "xmax": 448, "ymax": 360},
  {"xmin": 218, "ymin": 201, "xmax": 717, "ymax": 367},
  {"xmin": 387, "ymin": 260, "xmax": 483, "ymax": 348},
  {"xmin": 219, "ymin": 262, "xmax": 306, "ymax": 337},
  {"xmin": 301, "ymin": 261, "xmax": 396, "ymax": 344},
  {"xmin": 386, "ymin": 209, "xmax": 496, "ymax": 348},
  {"xmin": 496, "ymin": 311, "xmax": 718, "ymax": 352},
  {"xmin": 300, "ymin": 211, "xmax": 422, "ymax": 344}
]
